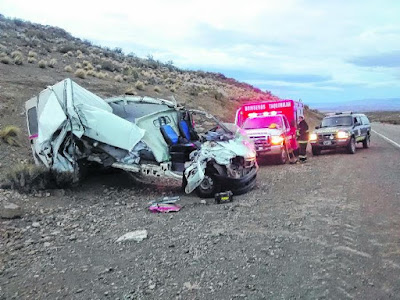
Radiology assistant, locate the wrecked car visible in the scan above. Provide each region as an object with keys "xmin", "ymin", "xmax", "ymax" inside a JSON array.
[{"xmin": 25, "ymin": 79, "xmax": 258, "ymax": 197}]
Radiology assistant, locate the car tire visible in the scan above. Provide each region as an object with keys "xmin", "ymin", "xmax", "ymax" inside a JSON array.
[
  {"xmin": 347, "ymin": 137, "xmax": 356, "ymax": 154},
  {"xmin": 196, "ymin": 169, "xmax": 221, "ymax": 198},
  {"xmin": 312, "ymin": 146, "xmax": 321, "ymax": 156},
  {"xmin": 363, "ymin": 134, "xmax": 370, "ymax": 149},
  {"xmin": 276, "ymin": 149, "xmax": 287, "ymax": 164}
]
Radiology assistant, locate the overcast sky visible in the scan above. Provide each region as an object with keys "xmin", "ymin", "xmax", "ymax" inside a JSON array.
[{"xmin": 1, "ymin": 0, "xmax": 400, "ymax": 106}]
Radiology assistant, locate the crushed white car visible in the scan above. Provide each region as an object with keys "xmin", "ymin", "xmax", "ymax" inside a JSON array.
[{"xmin": 25, "ymin": 79, "xmax": 258, "ymax": 197}]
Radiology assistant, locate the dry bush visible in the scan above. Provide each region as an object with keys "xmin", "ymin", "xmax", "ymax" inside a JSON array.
[
  {"xmin": 77, "ymin": 53, "xmax": 84, "ymax": 59},
  {"xmin": 75, "ymin": 68, "xmax": 87, "ymax": 79},
  {"xmin": 75, "ymin": 62, "xmax": 82, "ymax": 68},
  {"xmin": 135, "ymin": 81, "xmax": 145, "ymax": 91},
  {"xmin": 48, "ymin": 58, "xmax": 57, "ymax": 68},
  {"xmin": 28, "ymin": 50, "xmax": 38, "ymax": 58},
  {"xmin": 4, "ymin": 164, "xmax": 75, "ymax": 193},
  {"xmin": 0, "ymin": 125, "xmax": 21, "ymax": 146},
  {"xmin": 38, "ymin": 60, "xmax": 47, "ymax": 68},
  {"xmin": 83, "ymin": 60, "xmax": 94, "ymax": 70},
  {"xmin": 96, "ymin": 72, "xmax": 107, "ymax": 79},
  {"xmin": 11, "ymin": 51, "xmax": 23, "ymax": 58},
  {"xmin": 1, "ymin": 55, "xmax": 11, "ymax": 64},
  {"xmin": 76, "ymin": 49, "xmax": 83, "ymax": 55},
  {"xmin": 87, "ymin": 70, "xmax": 97, "ymax": 77},
  {"xmin": 125, "ymin": 87, "xmax": 137, "ymax": 95},
  {"xmin": 64, "ymin": 65, "xmax": 73, "ymax": 72},
  {"xmin": 67, "ymin": 51, "xmax": 74, "ymax": 57},
  {"xmin": 114, "ymin": 75, "xmax": 123, "ymax": 82},
  {"xmin": 13, "ymin": 54, "xmax": 23, "ymax": 65},
  {"xmin": 154, "ymin": 86, "xmax": 161, "ymax": 93},
  {"xmin": 63, "ymin": 53, "xmax": 69, "ymax": 57},
  {"xmin": 170, "ymin": 86, "xmax": 176, "ymax": 92},
  {"xmin": 27, "ymin": 56, "xmax": 37, "ymax": 63}
]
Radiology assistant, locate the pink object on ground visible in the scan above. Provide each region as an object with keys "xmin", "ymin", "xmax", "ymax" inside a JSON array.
[{"xmin": 149, "ymin": 203, "xmax": 182, "ymax": 213}]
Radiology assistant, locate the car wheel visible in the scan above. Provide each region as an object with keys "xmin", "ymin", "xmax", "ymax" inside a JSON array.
[
  {"xmin": 312, "ymin": 146, "xmax": 321, "ymax": 156},
  {"xmin": 196, "ymin": 170, "xmax": 221, "ymax": 198},
  {"xmin": 363, "ymin": 134, "xmax": 370, "ymax": 149},
  {"xmin": 276, "ymin": 149, "xmax": 287, "ymax": 164},
  {"xmin": 347, "ymin": 137, "xmax": 356, "ymax": 154}
]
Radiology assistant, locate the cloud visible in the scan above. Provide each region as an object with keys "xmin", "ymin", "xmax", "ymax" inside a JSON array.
[{"xmin": 348, "ymin": 51, "xmax": 400, "ymax": 67}]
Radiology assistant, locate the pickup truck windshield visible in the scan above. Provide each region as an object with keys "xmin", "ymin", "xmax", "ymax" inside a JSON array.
[
  {"xmin": 243, "ymin": 116, "xmax": 283, "ymax": 130},
  {"xmin": 321, "ymin": 116, "xmax": 352, "ymax": 127}
]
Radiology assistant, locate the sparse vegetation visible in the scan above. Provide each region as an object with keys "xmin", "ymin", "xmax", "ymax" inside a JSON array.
[
  {"xmin": 64, "ymin": 65, "xmax": 73, "ymax": 72},
  {"xmin": 75, "ymin": 62, "xmax": 82, "ymax": 68},
  {"xmin": 38, "ymin": 60, "xmax": 47, "ymax": 68},
  {"xmin": 1, "ymin": 55, "xmax": 11, "ymax": 64},
  {"xmin": 154, "ymin": 86, "xmax": 161, "ymax": 93},
  {"xmin": 0, "ymin": 125, "xmax": 21, "ymax": 146},
  {"xmin": 114, "ymin": 75, "xmax": 123, "ymax": 82},
  {"xmin": 48, "ymin": 58, "xmax": 57, "ymax": 68},
  {"xmin": 135, "ymin": 80, "xmax": 145, "ymax": 91},
  {"xmin": 75, "ymin": 68, "xmax": 87, "ymax": 79},
  {"xmin": 28, "ymin": 50, "xmax": 37, "ymax": 58},
  {"xmin": 125, "ymin": 87, "xmax": 137, "ymax": 95},
  {"xmin": 27, "ymin": 56, "xmax": 37, "ymax": 63},
  {"xmin": 13, "ymin": 53, "xmax": 24, "ymax": 65}
]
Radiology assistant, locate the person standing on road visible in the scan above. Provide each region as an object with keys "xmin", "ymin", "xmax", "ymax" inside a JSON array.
[{"xmin": 297, "ymin": 116, "xmax": 309, "ymax": 163}]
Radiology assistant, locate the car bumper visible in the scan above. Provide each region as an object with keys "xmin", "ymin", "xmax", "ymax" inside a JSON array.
[
  {"xmin": 257, "ymin": 145, "xmax": 282, "ymax": 155},
  {"xmin": 215, "ymin": 164, "xmax": 258, "ymax": 195},
  {"xmin": 310, "ymin": 138, "xmax": 350, "ymax": 149}
]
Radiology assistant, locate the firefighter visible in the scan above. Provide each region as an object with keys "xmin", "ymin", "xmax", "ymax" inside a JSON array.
[{"xmin": 297, "ymin": 115, "xmax": 309, "ymax": 163}]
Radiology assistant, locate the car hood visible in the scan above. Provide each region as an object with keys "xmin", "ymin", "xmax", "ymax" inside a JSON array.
[{"xmin": 314, "ymin": 126, "xmax": 352, "ymax": 134}]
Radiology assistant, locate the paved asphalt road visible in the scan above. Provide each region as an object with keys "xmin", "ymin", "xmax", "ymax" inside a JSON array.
[{"xmin": 372, "ymin": 122, "xmax": 400, "ymax": 148}]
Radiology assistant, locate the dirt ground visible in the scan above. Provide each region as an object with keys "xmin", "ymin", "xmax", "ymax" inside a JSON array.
[{"xmin": 1, "ymin": 130, "xmax": 400, "ymax": 300}]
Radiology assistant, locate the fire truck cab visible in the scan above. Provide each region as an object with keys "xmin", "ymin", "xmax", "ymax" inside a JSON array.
[{"xmin": 235, "ymin": 100, "xmax": 304, "ymax": 163}]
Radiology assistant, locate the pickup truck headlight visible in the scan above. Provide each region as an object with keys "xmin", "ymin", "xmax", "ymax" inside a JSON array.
[
  {"xmin": 309, "ymin": 133, "xmax": 318, "ymax": 141},
  {"xmin": 337, "ymin": 131, "xmax": 349, "ymax": 139}
]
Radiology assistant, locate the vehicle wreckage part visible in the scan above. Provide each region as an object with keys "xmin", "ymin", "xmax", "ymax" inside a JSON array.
[{"xmin": 215, "ymin": 191, "xmax": 233, "ymax": 204}]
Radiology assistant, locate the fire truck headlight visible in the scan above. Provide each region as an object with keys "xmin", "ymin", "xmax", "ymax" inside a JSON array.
[
  {"xmin": 337, "ymin": 131, "xmax": 349, "ymax": 139},
  {"xmin": 309, "ymin": 133, "xmax": 318, "ymax": 141},
  {"xmin": 271, "ymin": 135, "xmax": 284, "ymax": 145}
]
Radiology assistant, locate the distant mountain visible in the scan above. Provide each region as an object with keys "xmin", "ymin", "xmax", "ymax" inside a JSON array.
[{"xmin": 311, "ymin": 98, "xmax": 400, "ymax": 112}]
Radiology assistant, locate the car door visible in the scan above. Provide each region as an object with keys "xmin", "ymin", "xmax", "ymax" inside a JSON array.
[{"xmin": 354, "ymin": 116, "xmax": 364, "ymax": 141}]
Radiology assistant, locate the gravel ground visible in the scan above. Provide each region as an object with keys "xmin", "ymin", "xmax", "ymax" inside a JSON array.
[{"xmin": 1, "ymin": 127, "xmax": 400, "ymax": 300}]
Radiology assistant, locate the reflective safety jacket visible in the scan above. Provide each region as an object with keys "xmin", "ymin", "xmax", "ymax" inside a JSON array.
[{"xmin": 297, "ymin": 119, "xmax": 309, "ymax": 141}]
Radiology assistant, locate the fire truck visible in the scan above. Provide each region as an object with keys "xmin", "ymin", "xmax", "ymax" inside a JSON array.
[{"xmin": 235, "ymin": 100, "xmax": 304, "ymax": 163}]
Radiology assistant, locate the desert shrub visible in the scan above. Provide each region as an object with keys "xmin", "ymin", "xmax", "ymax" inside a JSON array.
[
  {"xmin": 11, "ymin": 51, "xmax": 23, "ymax": 58},
  {"xmin": 38, "ymin": 60, "xmax": 47, "ymax": 68},
  {"xmin": 154, "ymin": 86, "xmax": 161, "ymax": 93},
  {"xmin": 48, "ymin": 58, "xmax": 57, "ymax": 68},
  {"xmin": 96, "ymin": 72, "xmax": 107, "ymax": 79},
  {"xmin": 188, "ymin": 85, "xmax": 201, "ymax": 96},
  {"xmin": 94, "ymin": 64, "xmax": 102, "ymax": 71},
  {"xmin": 75, "ymin": 62, "xmax": 82, "ymax": 68},
  {"xmin": 77, "ymin": 53, "xmax": 84, "ymax": 59},
  {"xmin": 76, "ymin": 49, "xmax": 82, "ymax": 56},
  {"xmin": 28, "ymin": 50, "xmax": 38, "ymax": 58},
  {"xmin": 83, "ymin": 60, "xmax": 94, "ymax": 70},
  {"xmin": 63, "ymin": 53, "xmax": 69, "ymax": 57},
  {"xmin": 67, "ymin": 51, "xmax": 74, "ymax": 57},
  {"xmin": 0, "ymin": 125, "xmax": 21, "ymax": 146},
  {"xmin": 1, "ymin": 56, "xmax": 11, "ymax": 64},
  {"xmin": 58, "ymin": 44, "xmax": 76, "ymax": 54},
  {"xmin": 114, "ymin": 75, "xmax": 123, "ymax": 82},
  {"xmin": 75, "ymin": 68, "xmax": 87, "ymax": 79},
  {"xmin": 13, "ymin": 54, "xmax": 24, "ymax": 65},
  {"xmin": 125, "ymin": 87, "xmax": 137, "ymax": 95},
  {"xmin": 135, "ymin": 81, "xmax": 145, "ymax": 91},
  {"xmin": 101, "ymin": 59, "xmax": 119, "ymax": 72},
  {"xmin": 4, "ymin": 164, "xmax": 75, "ymax": 193},
  {"xmin": 27, "ymin": 56, "xmax": 37, "ymax": 63},
  {"xmin": 87, "ymin": 70, "xmax": 96, "ymax": 77},
  {"xmin": 64, "ymin": 65, "xmax": 73, "ymax": 72}
]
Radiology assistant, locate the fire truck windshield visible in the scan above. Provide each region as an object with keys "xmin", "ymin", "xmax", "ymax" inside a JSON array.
[{"xmin": 243, "ymin": 116, "xmax": 283, "ymax": 130}]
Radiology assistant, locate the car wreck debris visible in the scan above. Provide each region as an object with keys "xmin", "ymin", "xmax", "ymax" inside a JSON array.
[
  {"xmin": 116, "ymin": 230, "xmax": 148, "ymax": 243},
  {"xmin": 25, "ymin": 79, "xmax": 258, "ymax": 197}
]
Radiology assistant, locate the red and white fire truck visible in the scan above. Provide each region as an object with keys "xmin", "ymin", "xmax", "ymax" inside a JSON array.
[{"xmin": 235, "ymin": 100, "xmax": 304, "ymax": 163}]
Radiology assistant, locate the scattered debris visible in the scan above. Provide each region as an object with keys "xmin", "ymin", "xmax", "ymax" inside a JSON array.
[
  {"xmin": 148, "ymin": 196, "xmax": 182, "ymax": 213},
  {"xmin": 0, "ymin": 202, "xmax": 22, "ymax": 219},
  {"xmin": 215, "ymin": 191, "xmax": 233, "ymax": 204},
  {"xmin": 116, "ymin": 230, "xmax": 148, "ymax": 243}
]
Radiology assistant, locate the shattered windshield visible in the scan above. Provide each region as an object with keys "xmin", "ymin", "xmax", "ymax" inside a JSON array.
[
  {"xmin": 243, "ymin": 116, "xmax": 283, "ymax": 130},
  {"xmin": 321, "ymin": 116, "xmax": 352, "ymax": 127}
]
